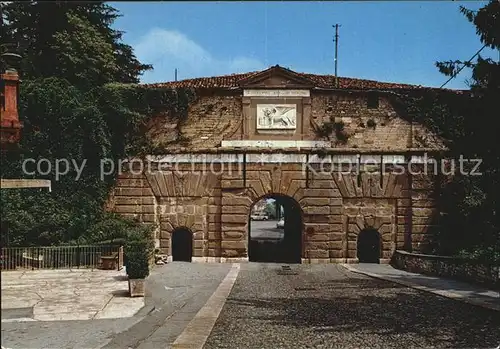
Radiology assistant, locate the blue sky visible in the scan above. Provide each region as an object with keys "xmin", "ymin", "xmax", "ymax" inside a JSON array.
[{"xmin": 111, "ymin": 1, "xmax": 499, "ymax": 89}]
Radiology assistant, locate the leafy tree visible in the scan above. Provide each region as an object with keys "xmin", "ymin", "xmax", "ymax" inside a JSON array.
[
  {"xmin": 1, "ymin": 77, "xmax": 115, "ymax": 246},
  {"xmin": 264, "ymin": 202, "xmax": 277, "ymax": 219},
  {"xmin": 431, "ymin": 0, "xmax": 500, "ymax": 262},
  {"xmin": 0, "ymin": 1, "xmax": 152, "ymax": 89},
  {"xmin": 0, "ymin": 76, "xmax": 194, "ymax": 246},
  {"xmin": 0, "ymin": 2, "xmax": 157, "ymax": 247}
]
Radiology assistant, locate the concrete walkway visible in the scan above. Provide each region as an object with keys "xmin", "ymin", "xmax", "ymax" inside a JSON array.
[
  {"xmin": 1, "ymin": 269, "xmax": 145, "ymax": 322},
  {"xmin": 343, "ymin": 263, "xmax": 500, "ymax": 311},
  {"xmin": 1, "ymin": 263, "xmax": 232, "ymax": 349}
]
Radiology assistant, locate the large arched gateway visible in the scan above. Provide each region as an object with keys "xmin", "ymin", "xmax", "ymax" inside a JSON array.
[
  {"xmin": 248, "ymin": 194, "xmax": 303, "ymax": 263},
  {"xmin": 110, "ymin": 65, "xmax": 442, "ymax": 263}
]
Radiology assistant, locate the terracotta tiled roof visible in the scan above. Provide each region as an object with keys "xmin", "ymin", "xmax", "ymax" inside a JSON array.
[
  {"xmin": 143, "ymin": 71, "xmax": 259, "ymax": 89},
  {"xmin": 302, "ymin": 73, "xmax": 421, "ymax": 90},
  {"xmin": 142, "ymin": 65, "xmax": 442, "ymax": 91}
]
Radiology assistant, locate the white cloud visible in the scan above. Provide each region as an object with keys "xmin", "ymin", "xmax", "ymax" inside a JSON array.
[{"xmin": 134, "ymin": 28, "xmax": 266, "ymax": 83}]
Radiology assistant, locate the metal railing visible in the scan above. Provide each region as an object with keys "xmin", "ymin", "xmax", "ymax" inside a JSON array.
[{"xmin": 0, "ymin": 245, "xmax": 123, "ymax": 271}]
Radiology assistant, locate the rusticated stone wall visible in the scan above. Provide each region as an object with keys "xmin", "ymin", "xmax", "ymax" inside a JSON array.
[
  {"xmin": 108, "ymin": 77, "xmax": 443, "ymax": 263},
  {"xmin": 108, "ymin": 155, "xmax": 437, "ymax": 263}
]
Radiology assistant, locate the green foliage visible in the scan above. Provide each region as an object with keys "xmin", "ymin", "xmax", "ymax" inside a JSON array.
[
  {"xmin": 0, "ymin": 2, "xmax": 195, "ymax": 247},
  {"xmin": 460, "ymin": 1, "xmax": 500, "ymax": 50},
  {"xmin": 125, "ymin": 227, "xmax": 155, "ymax": 279},
  {"xmin": 0, "ymin": 2, "xmax": 152, "ymax": 89},
  {"xmin": 125, "ymin": 241, "xmax": 150, "ymax": 279},
  {"xmin": 366, "ymin": 119, "xmax": 376, "ymax": 129},
  {"xmin": 379, "ymin": 2, "xmax": 500, "ymax": 263},
  {"xmin": 413, "ymin": 0, "xmax": 500, "ymax": 262},
  {"xmin": 80, "ymin": 212, "xmax": 152, "ymax": 246},
  {"xmin": 315, "ymin": 120, "xmax": 349, "ymax": 144},
  {"xmin": 315, "ymin": 122, "xmax": 335, "ymax": 139},
  {"xmin": 1, "ymin": 77, "xmax": 111, "ymax": 246},
  {"xmin": 264, "ymin": 202, "xmax": 277, "ymax": 219},
  {"xmin": 457, "ymin": 246, "xmax": 500, "ymax": 265},
  {"xmin": 0, "ymin": 77, "xmax": 194, "ymax": 247}
]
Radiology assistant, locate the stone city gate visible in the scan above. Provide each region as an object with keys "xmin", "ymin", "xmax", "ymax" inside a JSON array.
[
  {"xmin": 110, "ymin": 151, "xmax": 436, "ymax": 264},
  {"xmin": 108, "ymin": 65, "xmax": 444, "ymax": 264}
]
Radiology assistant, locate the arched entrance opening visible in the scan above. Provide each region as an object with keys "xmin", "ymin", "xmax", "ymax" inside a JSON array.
[
  {"xmin": 357, "ymin": 228, "xmax": 381, "ymax": 263},
  {"xmin": 171, "ymin": 227, "xmax": 193, "ymax": 262},
  {"xmin": 248, "ymin": 194, "xmax": 302, "ymax": 263}
]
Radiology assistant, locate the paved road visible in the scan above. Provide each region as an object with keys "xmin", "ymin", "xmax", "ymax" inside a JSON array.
[
  {"xmin": 250, "ymin": 220, "xmax": 284, "ymax": 239},
  {"xmin": 204, "ymin": 263, "xmax": 500, "ymax": 349},
  {"xmin": 4, "ymin": 263, "xmax": 499, "ymax": 348}
]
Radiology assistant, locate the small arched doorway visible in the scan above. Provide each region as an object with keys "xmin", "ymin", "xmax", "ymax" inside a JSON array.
[
  {"xmin": 248, "ymin": 194, "xmax": 302, "ymax": 263},
  {"xmin": 357, "ymin": 228, "xmax": 381, "ymax": 263},
  {"xmin": 171, "ymin": 227, "xmax": 193, "ymax": 262}
]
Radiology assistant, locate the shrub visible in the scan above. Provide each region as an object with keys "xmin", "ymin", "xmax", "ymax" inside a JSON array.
[
  {"xmin": 124, "ymin": 226, "xmax": 155, "ymax": 279},
  {"xmin": 125, "ymin": 240, "xmax": 150, "ymax": 279},
  {"xmin": 84, "ymin": 212, "xmax": 139, "ymax": 245}
]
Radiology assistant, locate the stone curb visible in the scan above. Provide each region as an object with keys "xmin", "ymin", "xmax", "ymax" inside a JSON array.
[
  {"xmin": 341, "ymin": 264, "xmax": 500, "ymax": 312},
  {"xmin": 169, "ymin": 263, "xmax": 241, "ymax": 349},
  {"xmin": 134, "ymin": 304, "xmax": 156, "ymax": 318}
]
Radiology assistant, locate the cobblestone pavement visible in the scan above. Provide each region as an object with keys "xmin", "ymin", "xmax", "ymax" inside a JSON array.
[{"xmin": 204, "ymin": 263, "xmax": 500, "ymax": 349}]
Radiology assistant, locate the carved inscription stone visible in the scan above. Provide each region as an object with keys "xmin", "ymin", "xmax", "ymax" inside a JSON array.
[{"xmin": 243, "ymin": 89, "xmax": 310, "ymax": 97}]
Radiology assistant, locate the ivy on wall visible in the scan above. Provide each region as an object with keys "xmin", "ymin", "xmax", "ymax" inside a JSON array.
[
  {"xmin": 312, "ymin": 88, "xmax": 499, "ymax": 262},
  {"xmin": 313, "ymin": 89, "xmax": 470, "ymax": 149},
  {"xmin": 97, "ymin": 83, "xmax": 197, "ymax": 155},
  {"xmin": 315, "ymin": 120, "xmax": 350, "ymax": 145},
  {"xmin": 0, "ymin": 78, "xmax": 196, "ymax": 247}
]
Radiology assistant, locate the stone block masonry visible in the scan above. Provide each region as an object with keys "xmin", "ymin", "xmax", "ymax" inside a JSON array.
[
  {"xmin": 107, "ymin": 65, "xmax": 447, "ymax": 263},
  {"xmin": 108, "ymin": 155, "xmax": 438, "ymax": 263}
]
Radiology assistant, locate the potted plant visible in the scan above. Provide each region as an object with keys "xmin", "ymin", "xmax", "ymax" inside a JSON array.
[{"xmin": 125, "ymin": 236, "xmax": 153, "ymax": 297}]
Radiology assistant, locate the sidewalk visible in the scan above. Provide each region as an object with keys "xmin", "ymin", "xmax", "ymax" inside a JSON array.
[
  {"xmin": 1, "ymin": 269, "xmax": 145, "ymax": 322},
  {"xmin": 342, "ymin": 263, "xmax": 500, "ymax": 312},
  {"xmin": 1, "ymin": 263, "xmax": 232, "ymax": 349},
  {"xmin": 100, "ymin": 262, "xmax": 232, "ymax": 349}
]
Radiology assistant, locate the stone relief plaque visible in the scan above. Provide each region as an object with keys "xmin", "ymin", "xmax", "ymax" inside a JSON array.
[{"xmin": 256, "ymin": 104, "xmax": 296, "ymax": 130}]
